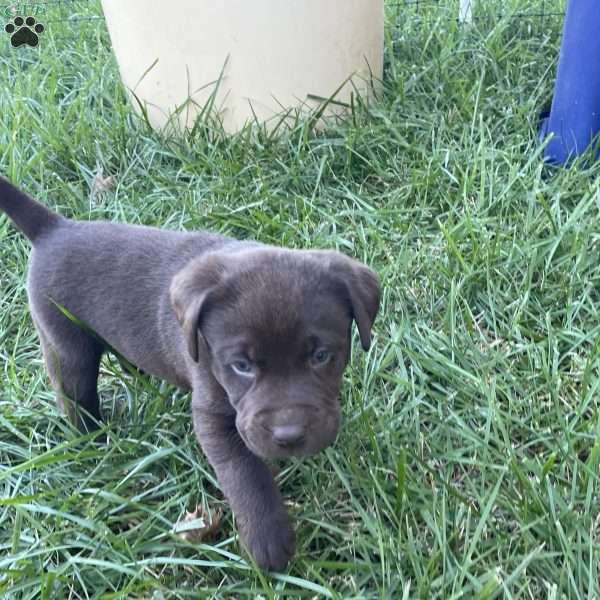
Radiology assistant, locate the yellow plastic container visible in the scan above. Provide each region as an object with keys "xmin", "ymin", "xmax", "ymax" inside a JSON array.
[{"xmin": 100, "ymin": 0, "xmax": 384, "ymax": 133}]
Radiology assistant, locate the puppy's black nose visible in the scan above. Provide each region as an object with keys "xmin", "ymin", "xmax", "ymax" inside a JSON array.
[{"xmin": 272, "ymin": 424, "xmax": 305, "ymax": 446}]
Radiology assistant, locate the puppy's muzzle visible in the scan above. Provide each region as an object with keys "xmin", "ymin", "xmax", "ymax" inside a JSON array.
[{"xmin": 237, "ymin": 404, "xmax": 340, "ymax": 459}]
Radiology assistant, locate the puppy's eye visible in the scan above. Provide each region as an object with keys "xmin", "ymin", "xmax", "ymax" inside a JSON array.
[
  {"xmin": 311, "ymin": 348, "xmax": 330, "ymax": 365},
  {"xmin": 231, "ymin": 359, "xmax": 254, "ymax": 377}
]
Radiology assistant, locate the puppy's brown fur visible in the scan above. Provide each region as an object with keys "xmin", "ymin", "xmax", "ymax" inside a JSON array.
[{"xmin": 0, "ymin": 177, "xmax": 380, "ymax": 570}]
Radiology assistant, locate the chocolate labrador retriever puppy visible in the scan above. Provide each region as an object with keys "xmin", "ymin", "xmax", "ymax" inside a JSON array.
[{"xmin": 0, "ymin": 177, "xmax": 380, "ymax": 570}]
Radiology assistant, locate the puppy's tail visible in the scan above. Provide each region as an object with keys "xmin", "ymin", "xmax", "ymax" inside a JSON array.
[{"xmin": 0, "ymin": 177, "xmax": 63, "ymax": 244}]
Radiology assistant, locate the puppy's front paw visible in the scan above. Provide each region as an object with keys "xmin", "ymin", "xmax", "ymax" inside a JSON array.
[{"xmin": 240, "ymin": 510, "xmax": 295, "ymax": 571}]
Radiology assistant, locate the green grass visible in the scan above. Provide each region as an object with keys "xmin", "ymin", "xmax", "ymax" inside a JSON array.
[{"xmin": 1, "ymin": 0, "xmax": 599, "ymax": 597}]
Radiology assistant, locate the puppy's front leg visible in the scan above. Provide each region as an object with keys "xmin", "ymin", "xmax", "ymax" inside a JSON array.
[{"xmin": 192, "ymin": 403, "xmax": 295, "ymax": 571}]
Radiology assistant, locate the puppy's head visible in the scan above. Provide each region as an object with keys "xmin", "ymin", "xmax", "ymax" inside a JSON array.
[{"xmin": 171, "ymin": 247, "xmax": 380, "ymax": 460}]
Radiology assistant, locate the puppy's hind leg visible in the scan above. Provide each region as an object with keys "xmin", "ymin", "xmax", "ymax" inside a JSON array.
[{"xmin": 37, "ymin": 326, "xmax": 104, "ymax": 433}]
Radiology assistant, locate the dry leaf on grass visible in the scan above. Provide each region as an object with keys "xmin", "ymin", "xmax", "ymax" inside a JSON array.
[
  {"xmin": 90, "ymin": 168, "xmax": 116, "ymax": 202},
  {"xmin": 172, "ymin": 505, "xmax": 223, "ymax": 543}
]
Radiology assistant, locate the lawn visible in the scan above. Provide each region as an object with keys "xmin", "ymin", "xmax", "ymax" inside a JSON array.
[{"xmin": 1, "ymin": 0, "xmax": 599, "ymax": 598}]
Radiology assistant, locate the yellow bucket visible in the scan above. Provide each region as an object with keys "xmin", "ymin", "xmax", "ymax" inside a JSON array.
[{"xmin": 100, "ymin": 0, "xmax": 384, "ymax": 133}]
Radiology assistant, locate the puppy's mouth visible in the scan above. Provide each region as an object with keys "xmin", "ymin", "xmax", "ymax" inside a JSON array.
[{"xmin": 237, "ymin": 415, "xmax": 339, "ymax": 460}]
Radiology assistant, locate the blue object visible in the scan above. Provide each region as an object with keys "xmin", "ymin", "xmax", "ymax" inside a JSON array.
[{"xmin": 540, "ymin": 1, "xmax": 600, "ymax": 164}]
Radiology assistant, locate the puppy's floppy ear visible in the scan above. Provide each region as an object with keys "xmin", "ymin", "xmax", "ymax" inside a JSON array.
[
  {"xmin": 319, "ymin": 251, "xmax": 381, "ymax": 351},
  {"xmin": 170, "ymin": 255, "xmax": 226, "ymax": 362}
]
